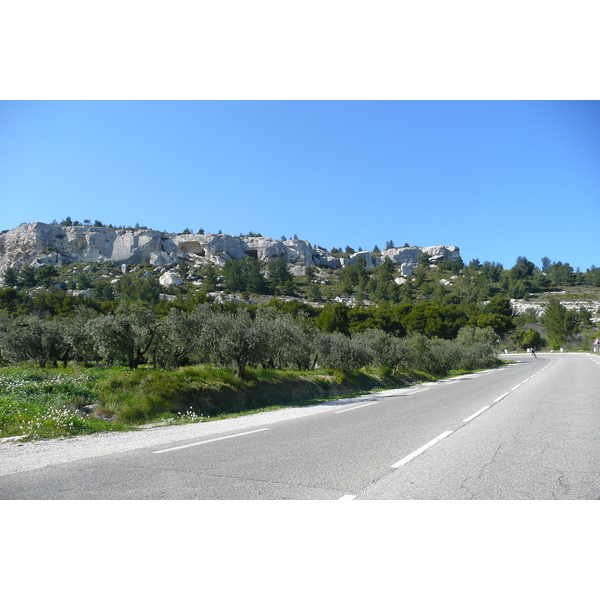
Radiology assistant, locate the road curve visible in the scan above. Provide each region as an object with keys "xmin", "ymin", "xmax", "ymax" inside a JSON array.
[{"xmin": 1, "ymin": 353, "xmax": 598, "ymax": 499}]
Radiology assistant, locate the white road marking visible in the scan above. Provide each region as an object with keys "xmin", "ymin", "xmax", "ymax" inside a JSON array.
[
  {"xmin": 339, "ymin": 495, "xmax": 357, "ymax": 500},
  {"xmin": 493, "ymin": 392, "xmax": 509, "ymax": 403},
  {"xmin": 391, "ymin": 430, "xmax": 453, "ymax": 468},
  {"xmin": 511, "ymin": 384, "xmax": 522, "ymax": 391},
  {"xmin": 152, "ymin": 428, "xmax": 270, "ymax": 454},
  {"xmin": 463, "ymin": 406, "xmax": 491, "ymax": 423},
  {"xmin": 335, "ymin": 403, "xmax": 377, "ymax": 414}
]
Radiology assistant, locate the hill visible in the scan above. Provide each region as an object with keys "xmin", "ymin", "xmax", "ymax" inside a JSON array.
[
  {"xmin": 1, "ymin": 220, "xmax": 599, "ymax": 357},
  {"xmin": 0, "ymin": 221, "xmax": 459, "ymax": 282}
]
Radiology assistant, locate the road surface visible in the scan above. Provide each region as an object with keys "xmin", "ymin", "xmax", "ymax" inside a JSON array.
[{"xmin": 1, "ymin": 353, "xmax": 598, "ymax": 499}]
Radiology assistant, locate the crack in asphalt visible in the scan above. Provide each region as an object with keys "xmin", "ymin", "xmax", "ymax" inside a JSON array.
[{"xmin": 142, "ymin": 464, "xmax": 349, "ymax": 498}]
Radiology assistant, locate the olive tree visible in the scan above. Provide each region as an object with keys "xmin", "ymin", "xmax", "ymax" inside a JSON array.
[
  {"xmin": 316, "ymin": 331, "xmax": 371, "ymax": 372},
  {"xmin": 89, "ymin": 303, "xmax": 161, "ymax": 369},
  {"xmin": 354, "ymin": 329, "xmax": 404, "ymax": 373},
  {"xmin": 61, "ymin": 307, "xmax": 102, "ymax": 365},
  {"xmin": 200, "ymin": 309, "xmax": 269, "ymax": 379},
  {"xmin": 157, "ymin": 306, "xmax": 208, "ymax": 368},
  {"xmin": 2, "ymin": 315, "xmax": 68, "ymax": 367},
  {"xmin": 252, "ymin": 307, "xmax": 318, "ymax": 370}
]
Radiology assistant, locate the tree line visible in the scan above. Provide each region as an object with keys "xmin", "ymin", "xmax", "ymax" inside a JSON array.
[
  {"xmin": 0, "ymin": 302, "xmax": 503, "ymax": 378},
  {"xmin": 0, "ymin": 250, "xmax": 598, "ymax": 372}
]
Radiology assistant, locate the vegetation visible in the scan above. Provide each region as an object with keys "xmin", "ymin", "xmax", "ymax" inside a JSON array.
[
  {"xmin": 0, "ymin": 333, "xmax": 500, "ymax": 440},
  {"xmin": 1, "ymin": 228, "xmax": 599, "ymax": 441}
]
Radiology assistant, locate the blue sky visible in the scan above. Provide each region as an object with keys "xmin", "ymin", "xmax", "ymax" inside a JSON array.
[{"xmin": 1, "ymin": 100, "xmax": 598, "ymax": 271}]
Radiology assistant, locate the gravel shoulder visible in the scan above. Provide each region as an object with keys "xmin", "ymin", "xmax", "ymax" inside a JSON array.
[{"xmin": 0, "ymin": 389, "xmax": 404, "ymax": 477}]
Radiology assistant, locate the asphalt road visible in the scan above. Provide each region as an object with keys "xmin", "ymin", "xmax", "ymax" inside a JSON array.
[{"xmin": 1, "ymin": 353, "xmax": 599, "ymax": 499}]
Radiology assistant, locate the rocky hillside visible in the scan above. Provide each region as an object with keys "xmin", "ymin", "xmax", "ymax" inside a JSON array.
[{"xmin": 0, "ymin": 222, "xmax": 460, "ymax": 284}]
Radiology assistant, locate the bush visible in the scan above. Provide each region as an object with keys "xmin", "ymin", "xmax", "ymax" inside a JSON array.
[{"xmin": 316, "ymin": 332, "xmax": 371, "ymax": 372}]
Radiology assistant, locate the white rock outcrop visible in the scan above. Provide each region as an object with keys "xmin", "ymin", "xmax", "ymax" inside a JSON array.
[
  {"xmin": 0, "ymin": 222, "xmax": 461, "ymax": 284},
  {"xmin": 159, "ymin": 272, "xmax": 184, "ymax": 287},
  {"xmin": 341, "ymin": 245, "xmax": 460, "ymax": 275}
]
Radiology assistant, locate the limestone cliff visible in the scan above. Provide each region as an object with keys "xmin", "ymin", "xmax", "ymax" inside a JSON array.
[
  {"xmin": 0, "ymin": 222, "xmax": 460, "ymax": 281},
  {"xmin": 342, "ymin": 245, "xmax": 461, "ymax": 275}
]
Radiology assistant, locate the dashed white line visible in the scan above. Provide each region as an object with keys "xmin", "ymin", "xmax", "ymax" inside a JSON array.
[
  {"xmin": 493, "ymin": 392, "xmax": 509, "ymax": 403},
  {"xmin": 511, "ymin": 384, "xmax": 522, "ymax": 391},
  {"xmin": 335, "ymin": 403, "xmax": 377, "ymax": 414},
  {"xmin": 463, "ymin": 406, "xmax": 491, "ymax": 423},
  {"xmin": 391, "ymin": 430, "xmax": 453, "ymax": 468},
  {"xmin": 339, "ymin": 495, "xmax": 357, "ymax": 500},
  {"xmin": 152, "ymin": 428, "xmax": 270, "ymax": 454}
]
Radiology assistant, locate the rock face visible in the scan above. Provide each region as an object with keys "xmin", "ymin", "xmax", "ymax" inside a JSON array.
[
  {"xmin": 341, "ymin": 244, "xmax": 461, "ymax": 275},
  {"xmin": 0, "ymin": 222, "xmax": 460, "ymax": 282},
  {"xmin": 510, "ymin": 296, "xmax": 600, "ymax": 325},
  {"xmin": 0, "ymin": 222, "xmax": 172, "ymax": 270}
]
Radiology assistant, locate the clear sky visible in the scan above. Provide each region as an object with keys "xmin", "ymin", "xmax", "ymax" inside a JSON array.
[{"xmin": 1, "ymin": 100, "xmax": 598, "ymax": 271}]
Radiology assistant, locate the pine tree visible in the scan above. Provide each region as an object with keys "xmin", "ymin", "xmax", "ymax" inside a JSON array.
[
  {"xmin": 541, "ymin": 297, "xmax": 579, "ymax": 348},
  {"xmin": 245, "ymin": 259, "xmax": 269, "ymax": 294},
  {"xmin": 267, "ymin": 258, "xmax": 296, "ymax": 296}
]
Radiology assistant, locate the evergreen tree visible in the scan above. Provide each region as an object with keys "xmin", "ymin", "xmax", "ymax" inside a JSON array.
[
  {"xmin": 37, "ymin": 265, "xmax": 59, "ymax": 286},
  {"xmin": 19, "ymin": 266, "xmax": 38, "ymax": 288},
  {"xmin": 511, "ymin": 256, "xmax": 536, "ymax": 280},
  {"xmin": 222, "ymin": 260, "xmax": 245, "ymax": 292},
  {"xmin": 3, "ymin": 267, "xmax": 19, "ymax": 287},
  {"xmin": 541, "ymin": 256, "xmax": 552, "ymax": 271},
  {"xmin": 546, "ymin": 262, "xmax": 575, "ymax": 287},
  {"xmin": 93, "ymin": 280, "xmax": 115, "ymax": 301},
  {"xmin": 541, "ymin": 297, "xmax": 579, "ymax": 348},
  {"xmin": 267, "ymin": 258, "xmax": 296, "ymax": 295},
  {"xmin": 245, "ymin": 259, "xmax": 269, "ymax": 294},
  {"xmin": 512, "ymin": 329, "xmax": 545, "ymax": 351},
  {"xmin": 201, "ymin": 264, "xmax": 218, "ymax": 292},
  {"xmin": 315, "ymin": 303, "xmax": 350, "ymax": 335},
  {"xmin": 116, "ymin": 275, "xmax": 161, "ymax": 305},
  {"xmin": 306, "ymin": 281, "xmax": 323, "ymax": 302}
]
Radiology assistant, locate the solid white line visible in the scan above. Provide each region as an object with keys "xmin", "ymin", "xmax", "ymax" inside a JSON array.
[
  {"xmin": 391, "ymin": 430, "xmax": 453, "ymax": 468},
  {"xmin": 152, "ymin": 428, "xmax": 270, "ymax": 454},
  {"xmin": 339, "ymin": 495, "xmax": 357, "ymax": 500},
  {"xmin": 493, "ymin": 392, "xmax": 509, "ymax": 403},
  {"xmin": 335, "ymin": 403, "xmax": 376, "ymax": 414},
  {"xmin": 463, "ymin": 406, "xmax": 491, "ymax": 423}
]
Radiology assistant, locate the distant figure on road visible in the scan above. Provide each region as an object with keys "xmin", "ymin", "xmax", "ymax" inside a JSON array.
[{"xmin": 531, "ymin": 348, "xmax": 537, "ymax": 358}]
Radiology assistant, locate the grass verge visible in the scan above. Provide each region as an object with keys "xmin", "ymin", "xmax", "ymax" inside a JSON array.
[{"xmin": 0, "ymin": 363, "xmax": 493, "ymax": 441}]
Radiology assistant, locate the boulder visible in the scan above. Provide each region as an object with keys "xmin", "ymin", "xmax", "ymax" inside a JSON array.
[{"xmin": 159, "ymin": 272, "xmax": 184, "ymax": 287}]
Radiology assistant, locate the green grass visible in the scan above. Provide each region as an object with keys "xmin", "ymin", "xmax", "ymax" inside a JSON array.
[
  {"xmin": 0, "ymin": 366, "xmax": 132, "ymax": 440},
  {"xmin": 0, "ymin": 362, "xmax": 495, "ymax": 442},
  {"xmin": 0, "ymin": 395, "xmax": 132, "ymax": 440}
]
